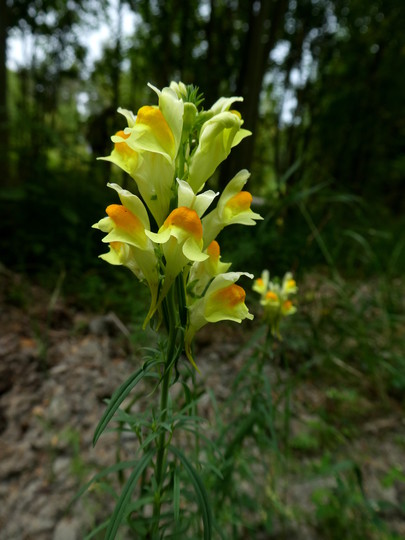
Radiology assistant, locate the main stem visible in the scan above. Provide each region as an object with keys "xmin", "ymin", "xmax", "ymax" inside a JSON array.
[{"xmin": 152, "ymin": 286, "xmax": 177, "ymax": 536}]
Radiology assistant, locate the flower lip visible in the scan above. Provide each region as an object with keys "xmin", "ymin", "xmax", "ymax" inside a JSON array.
[
  {"xmin": 115, "ymin": 130, "xmax": 130, "ymax": 139},
  {"xmin": 114, "ymin": 130, "xmax": 135, "ymax": 157},
  {"xmin": 207, "ymin": 240, "xmax": 220, "ymax": 260},
  {"xmin": 164, "ymin": 206, "xmax": 203, "ymax": 242},
  {"xmin": 106, "ymin": 204, "xmax": 143, "ymax": 234},
  {"xmin": 110, "ymin": 241, "xmax": 123, "ymax": 251},
  {"xmin": 136, "ymin": 105, "xmax": 175, "ymax": 152},
  {"xmin": 225, "ymin": 191, "xmax": 253, "ymax": 215},
  {"xmin": 212, "ymin": 283, "xmax": 246, "ymax": 308}
]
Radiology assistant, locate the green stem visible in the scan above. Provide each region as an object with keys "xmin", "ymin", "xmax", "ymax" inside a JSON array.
[{"xmin": 152, "ymin": 286, "xmax": 177, "ymax": 537}]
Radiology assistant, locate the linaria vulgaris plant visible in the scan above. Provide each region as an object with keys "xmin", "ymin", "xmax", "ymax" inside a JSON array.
[
  {"xmin": 253, "ymin": 270, "xmax": 298, "ymax": 338},
  {"xmin": 82, "ymin": 81, "xmax": 264, "ymax": 539}
]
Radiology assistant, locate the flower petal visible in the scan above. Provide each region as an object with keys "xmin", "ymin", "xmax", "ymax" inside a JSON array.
[
  {"xmin": 188, "ymin": 111, "xmax": 248, "ymax": 193},
  {"xmin": 148, "ymin": 83, "xmax": 184, "ymax": 156},
  {"xmin": 177, "ymin": 179, "xmax": 218, "ymax": 218},
  {"xmin": 210, "ymin": 96, "xmax": 244, "ymax": 115},
  {"xmin": 117, "ymin": 107, "xmax": 136, "ymax": 128}
]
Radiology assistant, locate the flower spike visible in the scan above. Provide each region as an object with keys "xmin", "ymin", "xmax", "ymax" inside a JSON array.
[
  {"xmin": 95, "ymin": 81, "xmax": 263, "ymax": 363},
  {"xmin": 253, "ymin": 270, "xmax": 298, "ymax": 338}
]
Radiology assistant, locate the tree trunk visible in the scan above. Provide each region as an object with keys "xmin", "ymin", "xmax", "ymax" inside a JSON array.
[{"xmin": 219, "ymin": 0, "xmax": 288, "ymax": 188}]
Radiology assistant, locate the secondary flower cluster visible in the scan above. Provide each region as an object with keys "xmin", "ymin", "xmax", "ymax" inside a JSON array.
[
  {"xmin": 253, "ymin": 270, "xmax": 298, "ymax": 337},
  {"xmin": 93, "ymin": 81, "xmax": 262, "ymax": 365}
]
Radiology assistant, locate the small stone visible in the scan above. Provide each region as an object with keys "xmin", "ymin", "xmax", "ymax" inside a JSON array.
[
  {"xmin": 0, "ymin": 441, "xmax": 36, "ymax": 478},
  {"xmin": 53, "ymin": 518, "xmax": 80, "ymax": 540},
  {"xmin": 47, "ymin": 387, "xmax": 71, "ymax": 424},
  {"xmin": 26, "ymin": 515, "xmax": 54, "ymax": 534},
  {"xmin": 53, "ymin": 456, "xmax": 71, "ymax": 477}
]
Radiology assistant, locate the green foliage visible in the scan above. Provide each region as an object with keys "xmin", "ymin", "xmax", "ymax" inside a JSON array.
[{"xmin": 311, "ymin": 469, "xmax": 400, "ymax": 540}]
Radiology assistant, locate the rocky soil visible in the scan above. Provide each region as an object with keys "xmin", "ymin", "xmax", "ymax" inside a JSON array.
[{"xmin": 0, "ymin": 269, "xmax": 404, "ymax": 539}]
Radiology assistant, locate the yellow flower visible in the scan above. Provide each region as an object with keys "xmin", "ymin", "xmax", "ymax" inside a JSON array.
[
  {"xmin": 185, "ymin": 272, "xmax": 254, "ymax": 367},
  {"xmin": 99, "ymin": 241, "xmax": 141, "ymax": 277},
  {"xmin": 281, "ymin": 299, "xmax": 296, "ymax": 316},
  {"xmin": 127, "ymin": 105, "xmax": 176, "ymax": 160},
  {"xmin": 282, "ymin": 272, "xmax": 298, "ymax": 296},
  {"xmin": 148, "ymin": 83, "xmax": 184, "ymax": 155},
  {"xmin": 252, "ymin": 270, "xmax": 270, "ymax": 298},
  {"xmin": 202, "ymin": 169, "xmax": 263, "ymax": 245},
  {"xmin": 92, "ymin": 183, "xmax": 159, "ymax": 326},
  {"xmin": 187, "ymin": 240, "xmax": 232, "ymax": 298},
  {"xmin": 262, "ymin": 290, "xmax": 280, "ymax": 307},
  {"xmin": 146, "ymin": 206, "xmax": 209, "ymax": 301},
  {"xmin": 253, "ymin": 270, "xmax": 298, "ymax": 338},
  {"xmin": 99, "ymin": 91, "xmax": 183, "ymax": 226},
  {"xmin": 188, "ymin": 112, "xmax": 251, "ymax": 194}
]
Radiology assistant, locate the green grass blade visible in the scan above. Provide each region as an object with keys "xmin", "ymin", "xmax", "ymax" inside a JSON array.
[
  {"xmin": 169, "ymin": 445, "xmax": 212, "ymax": 540},
  {"xmin": 105, "ymin": 449, "xmax": 155, "ymax": 540},
  {"xmin": 93, "ymin": 358, "xmax": 163, "ymax": 446}
]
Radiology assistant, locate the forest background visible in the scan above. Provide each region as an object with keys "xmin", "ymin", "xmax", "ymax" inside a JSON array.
[{"xmin": 0, "ymin": 0, "xmax": 405, "ymax": 538}]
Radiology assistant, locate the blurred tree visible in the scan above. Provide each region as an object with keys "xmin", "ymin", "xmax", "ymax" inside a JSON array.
[
  {"xmin": 276, "ymin": 0, "xmax": 405, "ymax": 211},
  {"xmin": 2, "ymin": 0, "xmax": 102, "ymax": 184},
  {"xmin": 220, "ymin": 0, "xmax": 289, "ymax": 187},
  {"xmin": 0, "ymin": 1, "xmax": 9, "ymax": 183}
]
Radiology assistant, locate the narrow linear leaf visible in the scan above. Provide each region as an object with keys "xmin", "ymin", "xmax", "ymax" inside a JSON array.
[
  {"xmin": 105, "ymin": 450, "xmax": 155, "ymax": 540},
  {"xmin": 93, "ymin": 359, "xmax": 163, "ymax": 446},
  {"xmin": 70, "ymin": 460, "xmax": 139, "ymax": 506},
  {"xmin": 169, "ymin": 446, "xmax": 212, "ymax": 540}
]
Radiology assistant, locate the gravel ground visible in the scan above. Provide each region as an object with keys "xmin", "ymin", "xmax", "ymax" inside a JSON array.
[{"xmin": 0, "ymin": 269, "xmax": 404, "ymax": 539}]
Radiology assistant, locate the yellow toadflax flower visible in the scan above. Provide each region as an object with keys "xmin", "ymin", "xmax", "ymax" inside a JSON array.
[
  {"xmin": 92, "ymin": 183, "xmax": 159, "ymax": 326},
  {"xmin": 253, "ymin": 270, "xmax": 298, "ymax": 338},
  {"xmin": 188, "ymin": 111, "xmax": 251, "ymax": 194},
  {"xmin": 146, "ymin": 206, "xmax": 209, "ymax": 301},
  {"xmin": 202, "ymin": 169, "xmax": 263, "ymax": 246},
  {"xmin": 252, "ymin": 269, "xmax": 270, "ymax": 297},
  {"xmin": 99, "ymin": 86, "xmax": 184, "ymax": 226},
  {"xmin": 185, "ymin": 272, "xmax": 254, "ymax": 368},
  {"xmin": 187, "ymin": 240, "xmax": 232, "ymax": 298},
  {"xmin": 281, "ymin": 272, "xmax": 298, "ymax": 296}
]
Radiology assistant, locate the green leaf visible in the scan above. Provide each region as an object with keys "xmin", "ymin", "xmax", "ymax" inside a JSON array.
[
  {"xmin": 105, "ymin": 449, "xmax": 155, "ymax": 540},
  {"xmin": 169, "ymin": 446, "xmax": 212, "ymax": 540},
  {"xmin": 93, "ymin": 358, "xmax": 164, "ymax": 446}
]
